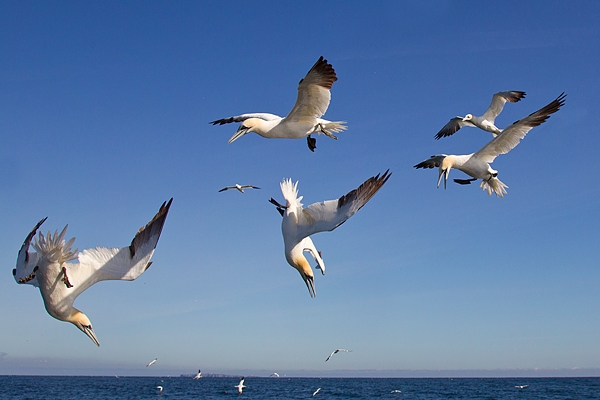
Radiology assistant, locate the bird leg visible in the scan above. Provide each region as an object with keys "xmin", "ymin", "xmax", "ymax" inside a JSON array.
[
  {"xmin": 18, "ymin": 266, "xmax": 38, "ymax": 284},
  {"xmin": 454, "ymin": 178, "xmax": 477, "ymax": 185},
  {"xmin": 307, "ymin": 135, "xmax": 317, "ymax": 152},
  {"xmin": 269, "ymin": 198, "xmax": 287, "ymax": 216},
  {"xmin": 61, "ymin": 266, "xmax": 73, "ymax": 288}
]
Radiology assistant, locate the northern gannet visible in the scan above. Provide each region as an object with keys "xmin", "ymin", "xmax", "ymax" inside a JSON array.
[
  {"xmin": 435, "ymin": 91, "xmax": 526, "ymax": 139},
  {"xmin": 235, "ymin": 377, "xmax": 246, "ymax": 395},
  {"xmin": 13, "ymin": 199, "xmax": 172, "ymax": 346},
  {"xmin": 193, "ymin": 369, "xmax": 202, "ymax": 379},
  {"xmin": 156, "ymin": 386, "xmax": 163, "ymax": 394},
  {"xmin": 312, "ymin": 387, "xmax": 322, "ymax": 396},
  {"xmin": 415, "ymin": 93, "xmax": 566, "ymax": 197},
  {"xmin": 210, "ymin": 56, "xmax": 347, "ymax": 152},
  {"xmin": 270, "ymin": 171, "xmax": 391, "ymax": 297},
  {"xmin": 146, "ymin": 358, "xmax": 158, "ymax": 367},
  {"xmin": 325, "ymin": 348, "xmax": 352, "ymax": 362},
  {"xmin": 218, "ymin": 184, "xmax": 260, "ymax": 193}
]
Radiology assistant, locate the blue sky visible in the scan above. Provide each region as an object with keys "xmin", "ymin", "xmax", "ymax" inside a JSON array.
[{"xmin": 1, "ymin": 1, "xmax": 599, "ymax": 377}]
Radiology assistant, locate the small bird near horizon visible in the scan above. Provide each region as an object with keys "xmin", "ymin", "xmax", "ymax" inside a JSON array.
[
  {"xmin": 146, "ymin": 358, "xmax": 158, "ymax": 367},
  {"xmin": 415, "ymin": 93, "xmax": 566, "ymax": 197},
  {"xmin": 312, "ymin": 387, "xmax": 322, "ymax": 396},
  {"xmin": 156, "ymin": 386, "xmax": 163, "ymax": 394},
  {"xmin": 218, "ymin": 184, "xmax": 260, "ymax": 193},
  {"xmin": 270, "ymin": 171, "xmax": 391, "ymax": 297},
  {"xmin": 325, "ymin": 349, "xmax": 352, "ymax": 362},
  {"xmin": 193, "ymin": 369, "xmax": 202, "ymax": 379},
  {"xmin": 210, "ymin": 56, "xmax": 346, "ymax": 152},
  {"xmin": 235, "ymin": 377, "xmax": 246, "ymax": 395},
  {"xmin": 515, "ymin": 385, "xmax": 529, "ymax": 389},
  {"xmin": 434, "ymin": 91, "xmax": 526, "ymax": 139},
  {"xmin": 13, "ymin": 199, "xmax": 172, "ymax": 346}
]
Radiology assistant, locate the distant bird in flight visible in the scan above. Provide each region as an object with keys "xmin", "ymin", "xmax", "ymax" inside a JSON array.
[
  {"xmin": 13, "ymin": 199, "xmax": 172, "ymax": 346},
  {"xmin": 515, "ymin": 385, "xmax": 529, "ymax": 389},
  {"xmin": 270, "ymin": 372, "xmax": 280, "ymax": 378},
  {"xmin": 235, "ymin": 377, "xmax": 246, "ymax": 395},
  {"xmin": 312, "ymin": 387, "xmax": 322, "ymax": 396},
  {"xmin": 415, "ymin": 93, "xmax": 565, "ymax": 197},
  {"xmin": 193, "ymin": 369, "xmax": 202, "ymax": 379},
  {"xmin": 210, "ymin": 56, "xmax": 347, "ymax": 152},
  {"xmin": 434, "ymin": 91, "xmax": 526, "ymax": 139},
  {"xmin": 218, "ymin": 184, "xmax": 260, "ymax": 193},
  {"xmin": 270, "ymin": 171, "xmax": 391, "ymax": 297},
  {"xmin": 325, "ymin": 349, "xmax": 352, "ymax": 362},
  {"xmin": 156, "ymin": 386, "xmax": 163, "ymax": 394},
  {"xmin": 146, "ymin": 358, "xmax": 158, "ymax": 367}
]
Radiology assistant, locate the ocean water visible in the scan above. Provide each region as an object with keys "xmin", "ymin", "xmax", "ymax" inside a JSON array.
[{"xmin": 1, "ymin": 376, "xmax": 599, "ymax": 399}]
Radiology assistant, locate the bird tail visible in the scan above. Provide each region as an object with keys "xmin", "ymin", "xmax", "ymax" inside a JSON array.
[
  {"xmin": 32, "ymin": 226, "xmax": 78, "ymax": 263},
  {"xmin": 480, "ymin": 177, "xmax": 508, "ymax": 198},
  {"xmin": 320, "ymin": 121, "xmax": 347, "ymax": 134},
  {"xmin": 280, "ymin": 178, "xmax": 303, "ymax": 210}
]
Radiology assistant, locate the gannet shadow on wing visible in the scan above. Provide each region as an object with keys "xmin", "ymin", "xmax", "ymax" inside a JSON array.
[
  {"xmin": 218, "ymin": 184, "xmax": 261, "ymax": 193},
  {"xmin": 270, "ymin": 171, "xmax": 391, "ymax": 297},
  {"xmin": 13, "ymin": 199, "xmax": 173, "ymax": 346},
  {"xmin": 210, "ymin": 56, "xmax": 347, "ymax": 152},
  {"xmin": 434, "ymin": 91, "xmax": 526, "ymax": 139},
  {"xmin": 325, "ymin": 348, "xmax": 352, "ymax": 362},
  {"xmin": 416, "ymin": 93, "xmax": 566, "ymax": 197}
]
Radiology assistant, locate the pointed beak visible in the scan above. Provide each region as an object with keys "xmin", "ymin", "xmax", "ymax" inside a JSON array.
[
  {"xmin": 301, "ymin": 273, "xmax": 316, "ymax": 298},
  {"xmin": 228, "ymin": 125, "xmax": 249, "ymax": 144},
  {"xmin": 437, "ymin": 168, "xmax": 449, "ymax": 189},
  {"xmin": 80, "ymin": 324, "xmax": 100, "ymax": 347}
]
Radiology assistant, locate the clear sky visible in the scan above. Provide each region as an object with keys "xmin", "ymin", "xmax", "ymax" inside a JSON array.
[{"xmin": 1, "ymin": 1, "xmax": 599, "ymax": 377}]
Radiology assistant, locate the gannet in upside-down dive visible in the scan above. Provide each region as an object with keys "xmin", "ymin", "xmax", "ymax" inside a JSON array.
[
  {"xmin": 218, "ymin": 184, "xmax": 260, "ymax": 193},
  {"xmin": 270, "ymin": 170, "xmax": 391, "ymax": 297},
  {"xmin": 415, "ymin": 93, "xmax": 566, "ymax": 197},
  {"xmin": 235, "ymin": 377, "xmax": 246, "ymax": 395},
  {"xmin": 325, "ymin": 348, "xmax": 352, "ymax": 362},
  {"xmin": 210, "ymin": 56, "xmax": 347, "ymax": 152},
  {"xmin": 434, "ymin": 91, "xmax": 526, "ymax": 139},
  {"xmin": 146, "ymin": 358, "xmax": 158, "ymax": 367},
  {"xmin": 13, "ymin": 199, "xmax": 173, "ymax": 346}
]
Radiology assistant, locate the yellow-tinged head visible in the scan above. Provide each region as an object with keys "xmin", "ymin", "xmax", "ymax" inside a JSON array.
[{"xmin": 69, "ymin": 309, "xmax": 100, "ymax": 347}]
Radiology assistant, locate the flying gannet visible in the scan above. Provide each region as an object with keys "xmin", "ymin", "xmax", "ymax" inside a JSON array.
[
  {"xmin": 210, "ymin": 56, "xmax": 347, "ymax": 152},
  {"xmin": 270, "ymin": 171, "xmax": 391, "ymax": 297},
  {"xmin": 312, "ymin": 387, "xmax": 321, "ymax": 396},
  {"xmin": 13, "ymin": 199, "xmax": 172, "ymax": 346},
  {"xmin": 193, "ymin": 369, "xmax": 202, "ymax": 379},
  {"xmin": 235, "ymin": 377, "xmax": 246, "ymax": 395},
  {"xmin": 218, "ymin": 184, "xmax": 260, "ymax": 193},
  {"xmin": 415, "ymin": 93, "xmax": 566, "ymax": 197},
  {"xmin": 146, "ymin": 358, "xmax": 158, "ymax": 367},
  {"xmin": 434, "ymin": 91, "xmax": 526, "ymax": 139},
  {"xmin": 325, "ymin": 349, "xmax": 352, "ymax": 362}
]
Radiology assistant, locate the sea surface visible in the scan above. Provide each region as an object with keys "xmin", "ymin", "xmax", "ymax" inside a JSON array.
[{"xmin": 1, "ymin": 376, "xmax": 599, "ymax": 399}]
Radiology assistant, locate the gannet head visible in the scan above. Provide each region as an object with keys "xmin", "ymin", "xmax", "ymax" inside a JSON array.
[
  {"xmin": 228, "ymin": 119, "xmax": 260, "ymax": 144},
  {"xmin": 462, "ymin": 114, "xmax": 473, "ymax": 122},
  {"xmin": 69, "ymin": 310, "xmax": 100, "ymax": 346},
  {"xmin": 437, "ymin": 157, "xmax": 455, "ymax": 189}
]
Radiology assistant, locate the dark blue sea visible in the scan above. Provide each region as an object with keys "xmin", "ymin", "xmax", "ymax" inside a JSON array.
[{"xmin": 1, "ymin": 376, "xmax": 599, "ymax": 399}]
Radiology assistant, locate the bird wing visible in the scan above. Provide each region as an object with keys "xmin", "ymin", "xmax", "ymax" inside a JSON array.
[
  {"xmin": 413, "ymin": 154, "xmax": 447, "ymax": 169},
  {"xmin": 325, "ymin": 350, "xmax": 336, "ymax": 361},
  {"xmin": 210, "ymin": 113, "xmax": 281, "ymax": 125},
  {"xmin": 284, "ymin": 56, "xmax": 337, "ymax": 124},
  {"xmin": 241, "ymin": 185, "xmax": 260, "ymax": 190},
  {"xmin": 481, "ymin": 91, "xmax": 526, "ymax": 121},
  {"xmin": 13, "ymin": 217, "xmax": 48, "ymax": 287},
  {"xmin": 65, "ymin": 199, "xmax": 172, "ymax": 299},
  {"xmin": 475, "ymin": 93, "xmax": 566, "ymax": 163},
  {"xmin": 218, "ymin": 186, "xmax": 235, "ymax": 192},
  {"xmin": 296, "ymin": 170, "xmax": 391, "ymax": 238},
  {"xmin": 434, "ymin": 117, "xmax": 471, "ymax": 139}
]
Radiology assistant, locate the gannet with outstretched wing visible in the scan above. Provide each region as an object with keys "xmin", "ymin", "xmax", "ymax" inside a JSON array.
[
  {"xmin": 416, "ymin": 93, "xmax": 566, "ymax": 197},
  {"xmin": 271, "ymin": 171, "xmax": 391, "ymax": 297},
  {"xmin": 13, "ymin": 199, "xmax": 172, "ymax": 346},
  {"xmin": 325, "ymin": 349, "xmax": 352, "ymax": 362},
  {"xmin": 235, "ymin": 377, "xmax": 246, "ymax": 395},
  {"xmin": 210, "ymin": 56, "xmax": 347, "ymax": 152},
  {"xmin": 435, "ymin": 91, "xmax": 526, "ymax": 139},
  {"xmin": 218, "ymin": 184, "xmax": 260, "ymax": 193}
]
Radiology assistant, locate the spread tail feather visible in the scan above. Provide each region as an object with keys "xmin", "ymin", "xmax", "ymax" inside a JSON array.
[
  {"xmin": 480, "ymin": 177, "xmax": 508, "ymax": 198},
  {"xmin": 319, "ymin": 121, "xmax": 347, "ymax": 135},
  {"xmin": 280, "ymin": 178, "xmax": 303, "ymax": 210}
]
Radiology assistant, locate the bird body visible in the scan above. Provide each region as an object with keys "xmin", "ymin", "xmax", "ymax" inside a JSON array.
[
  {"xmin": 211, "ymin": 56, "xmax": 346, "ymax": 151},
  {"xmin": 325, "ymin": 348, "xmax": 352, "ymax": 362},
  {"xmin": 13, "ymin": 200, "xmax": 172, "ymax": 346},
  {"xmin": 273, "ymin": 171, "xmax": 390, "ymax": 297},
  {"xmin": 218, "ymin": 184, "xmax": 260, "ymax": 193},
  {"xmin": 435, "ymin": 91, "xmax": 526, "ymax": 139},
  {"xmin": 235, "ymin": 377, "xmax": 246, "ymax": 395},
  {"xmin": 416, "ymin": 93, "xmax": 566, "ymax": 197}
]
